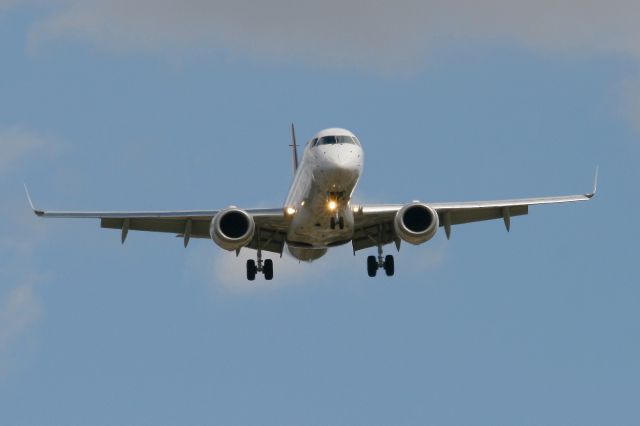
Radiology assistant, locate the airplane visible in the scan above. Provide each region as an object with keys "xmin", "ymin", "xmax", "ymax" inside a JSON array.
[{"xmin": 25, "ymin": 125, "xmax": 598, "ymax": 281}]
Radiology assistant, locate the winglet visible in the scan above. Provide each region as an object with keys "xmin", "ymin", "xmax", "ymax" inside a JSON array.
[
  {"xmin": 586, "ymin": 166, "xmax": 598, "ymax": 199},
  {"xmin": 24, "ymin": 184, "xmax": 44, "ymax": 216}
]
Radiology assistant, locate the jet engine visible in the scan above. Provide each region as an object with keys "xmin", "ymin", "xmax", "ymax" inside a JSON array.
[
  {"xmin": 394, "ymin": 202, "xmax": 439, "ymax": 245},
  {"xmin": 210, "ymin": 208, "xmax": 255, "ymax": 251}
]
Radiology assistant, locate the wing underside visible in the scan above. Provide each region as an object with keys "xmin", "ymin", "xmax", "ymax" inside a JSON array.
[
  {"xmin": 351, "ymin": 180, "xmax": 596, "ymax": 253},
  {"xmin": 25, "ymin": 187, "xmax": 288, "ymax": 254}
]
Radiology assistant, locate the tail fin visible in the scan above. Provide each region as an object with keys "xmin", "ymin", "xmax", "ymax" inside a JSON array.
[{"xmin": 290, "ymin": 123, "xmax": 299, "ymax": 175}]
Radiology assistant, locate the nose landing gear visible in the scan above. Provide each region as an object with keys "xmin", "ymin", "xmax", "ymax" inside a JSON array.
[
  {"xmin": 327, "ymin": 192, "xmax": 346, "ymax": 230},
  {"xmin": 330, "ymin": 215, "xmax": 345, "ymax": 230}
]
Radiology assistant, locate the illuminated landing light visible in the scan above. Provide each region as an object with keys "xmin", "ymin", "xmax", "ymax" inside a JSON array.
[
  {"xmin": 286, "ymin": 207, "xmax": 297, "ymax": 216},
  {"xmin": 328, "ymin": 200, "xmax": 338, "ymax": 211}
]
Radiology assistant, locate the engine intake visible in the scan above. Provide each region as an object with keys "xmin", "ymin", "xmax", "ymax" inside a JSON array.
[
  {"xmin": 210, "ymin": 208, "xmax": 255, "ymax": 251},
  {"xmin": 394, "ymin": 203, "xmax": 439, "ymax": 245}
]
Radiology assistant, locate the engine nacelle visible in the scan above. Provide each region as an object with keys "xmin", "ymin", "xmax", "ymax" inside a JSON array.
[
  {"xmin": 210, "ymin": 208, "xmax": 255, "ymax": 251},
  {"xmin": 394, "ymin": 202, "xmax": 439, "ymax": 245}
]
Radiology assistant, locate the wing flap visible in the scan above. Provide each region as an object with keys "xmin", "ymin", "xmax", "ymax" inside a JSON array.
[
  {"xmin": 351, "ymin": 221, "xmax": 396, "ymax": 252},
  {"xmin": 101, "ymin": 218, "xmax": 211, "ymax": 237},
  {"xmin": 440, "ymin": 204, "xmax": 528, "ymax": 226},
  {"xmin": 246, "ymin": 228, "xmax": 287, "ymax": 255}
]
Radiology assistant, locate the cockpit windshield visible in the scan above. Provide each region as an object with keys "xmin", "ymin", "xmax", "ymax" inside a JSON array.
[{"xmin": 313, "ymin": 135, "xmax": 359, "ymax": 146}]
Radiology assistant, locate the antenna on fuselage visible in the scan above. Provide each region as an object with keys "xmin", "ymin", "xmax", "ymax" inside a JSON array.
[{"xmin": 290, "ymin": 123, "xmax": 299, "ymax": 175}]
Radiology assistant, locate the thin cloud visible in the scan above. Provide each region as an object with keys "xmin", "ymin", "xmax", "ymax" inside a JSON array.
[
  {"xmin": 619, "ymin": 76, "xmax": 640, "ymax": 135},
  {"xmin": 0, "ymin": 280, "xmax": 41, "ymax": 353},
  {"xmin": 0, "ymin": 124, "xmax": 47, "ymax": 174},
  {"xmin": 24, "ymin": 0, "xmax": 640, "ymax": 70},
  {"xmin": 404, "ymin": 240, "xmax": 448, "ymax": 275},
  {"xmin": 0, "ymin": 205, "xmax": 48, "ymax": 366},
  {"xmin": 0, "ymin": 276, "xmax": 43, "ymax": 376},
  {"xmin": 0, "ymin": 124, "xmax": 54, "ymax": 369},
  {"xmin": 192, "ymin": 238, "xmax": 447, "ymax": 293},
  {"xmin": 210, "ymin": 247, "xmax": 312, "ymax": 293}
]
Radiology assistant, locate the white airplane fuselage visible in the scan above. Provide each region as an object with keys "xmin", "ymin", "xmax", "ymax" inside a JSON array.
[{"xmin": 283, "ymin": 128, "xmax": 363, "ymax": 261}]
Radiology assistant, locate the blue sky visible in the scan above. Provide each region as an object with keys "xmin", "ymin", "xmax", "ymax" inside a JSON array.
[{"xmin": 1, "ymin": 2, "xmax": 639, "ymax": 425}]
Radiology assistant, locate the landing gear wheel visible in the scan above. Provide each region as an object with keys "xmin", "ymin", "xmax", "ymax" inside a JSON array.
[
  {"xmin": 330, "ymin": 217, "xmax": 336, "ymax": 230},
  {"xmin": 367, "ymin": 256, "xmax": 378, "ymax": 277},
  {"xmin": 339, "ymin": 216, "xmax": 344, "ymax": 230},
  {"xmin": 246, "ymin": 259, "xmax": 257, "ymax": 281},
  {"xmin": 263, "ymin": 259, "xmax": 274, "ymax": 281},
  {"xmin": 384, "ymin": 255, "xmax": 395, "ymax": 277}
]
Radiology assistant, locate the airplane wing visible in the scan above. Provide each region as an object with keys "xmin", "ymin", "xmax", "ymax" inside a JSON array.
[
  {"xmin": 351, "ymin": 170, "xmax": 598, "ymax": 252},
  {"xmin": 25, "ymin": 187, "xmax": 288, "ymax": 254}
]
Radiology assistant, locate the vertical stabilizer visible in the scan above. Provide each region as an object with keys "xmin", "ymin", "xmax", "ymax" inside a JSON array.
[{"xmin": 290, "ymin": 123, "xmax": 299, "ymax": 175}]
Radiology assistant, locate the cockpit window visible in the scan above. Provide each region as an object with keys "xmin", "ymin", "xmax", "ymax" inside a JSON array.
[{"xmin": 313, "ymin": 135, "xmax": 358, "ymax": 146}]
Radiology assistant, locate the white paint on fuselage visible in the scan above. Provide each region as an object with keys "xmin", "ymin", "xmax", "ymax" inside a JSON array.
[{"xmin": 284, "ymin": 128, "xmax": 364, "ymax": 261}]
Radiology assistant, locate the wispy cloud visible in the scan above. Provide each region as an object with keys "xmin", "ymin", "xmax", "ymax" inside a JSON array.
[
  {"xmin": 0, "ymin": 280, "xmax": 42, "ymax": 352},
  {"xmin": 0, "ymin": 277, "xmax": 43, "ymax": 376},
  {"xmin": 0, "ymin": 124, "xmax": 47, "ymax": 174},
  {"xmin": 619, "ymin": 76, "xmax": 640, "ymax": 135},
  {"xmin": 184, "ymin": 235, "xmax": 448, "ymax": 294},
  {"xmin": 403, "ymin": 239, "xmax": 449, "ymax": 275},
  {"xmin": 208, "ymin": 247, "xmax": 312, "ymax": 293},
  {"xmin": 0, "ymin": 123, "xmax": 55, "ymax": 373},
  {"xmin": 23, "ymin": 0, "xmax": 640, "ymax": 70},
  {"xmin": 0, "ymin": 202, "xmax": 47, "ymax": 371}
]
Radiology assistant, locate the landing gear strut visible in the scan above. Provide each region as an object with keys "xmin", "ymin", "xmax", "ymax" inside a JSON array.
[
  {"xmin": 330, "ymin": 215, "xmax": 345, "ymax": 230},
  {"xmin": 327, "ymin": 192, "xmax": 346, "ymax": 230},
  {"xmin": 366, "ymin": 225, "xmax": 395, "ymax": 277},
  {"xmin": 246, "ymin": 231, "xmax": 274, "ymax": 281}
]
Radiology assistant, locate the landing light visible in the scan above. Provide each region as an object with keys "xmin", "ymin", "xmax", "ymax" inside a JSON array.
[
  {"xmin": 328, "ymin": 200, "xmax": 338, "ymax": 211},
  {"xmin": 286, "ymin": 207, "xmax": 297, "ymax": 215}
]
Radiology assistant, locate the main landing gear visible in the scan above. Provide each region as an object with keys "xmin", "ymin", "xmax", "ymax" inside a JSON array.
[
  {"xmin": 366, "ymin": 224, "xmax": 395, "ymax": 277},
  {"xmin": 246, "ymin": 245, "xmax": 273, "ymax": 281},
  {"xmin": 367, "ymin": 246, "xmax": 395, "ymax": 277}
]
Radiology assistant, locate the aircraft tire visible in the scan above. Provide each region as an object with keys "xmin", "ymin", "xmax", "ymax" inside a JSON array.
[
  {"xmin": 384, "ymin": 255, "xmax": 395, "ymax": 277},
  {"xmin": 367, "ymin": 256, "xmax": 378, "ymax": 277},
  {"xmin": 263, "ymin": 259, "xmax": 274, "ymax": 280},
  {"xmin": 247, "ymin": 259, "xmax": 257, "ymax": 281}
]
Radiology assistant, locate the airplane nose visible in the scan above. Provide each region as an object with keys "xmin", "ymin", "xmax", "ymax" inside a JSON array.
[
  {"xmin": 316, "ymin": 146, "xmax": 362, "ymax": 184},
  {"xmin": 325, "ymin": 150, "xmax": 359, "ymax": 172}
]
